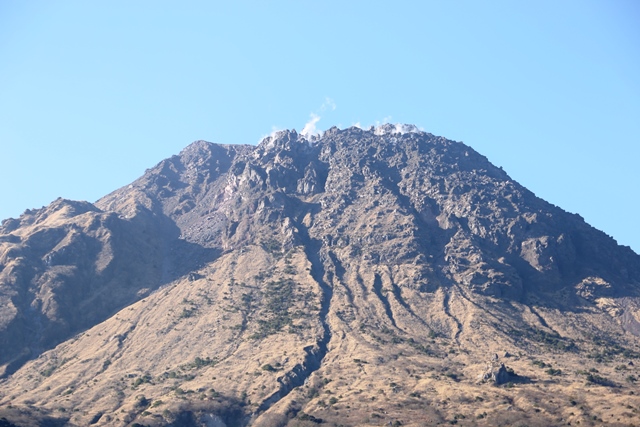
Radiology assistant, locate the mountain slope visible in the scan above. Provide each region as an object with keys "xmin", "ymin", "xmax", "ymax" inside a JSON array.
[{"xmin": 1, "ymin": 125, "xmax": 639, "ymax": 427}]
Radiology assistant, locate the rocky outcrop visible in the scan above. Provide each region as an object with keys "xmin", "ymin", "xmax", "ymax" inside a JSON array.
[{"xmin": 478, "ymin": 361, "xmax": 521, "ymax": 385}]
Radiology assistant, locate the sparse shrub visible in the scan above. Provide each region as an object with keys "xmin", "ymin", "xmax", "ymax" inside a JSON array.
[
  {"xmin": 587, "ymin": 336, "xmax": 640, "ymax": 362},
  {"xmin": 250, "ymin": 278, "xmax": 298, "ymax": 338},
  {"xmin": 178, "ymin": 307, "xmax": 197, "ymax": 319},
  {"xmin": 261, "ymin": 238, "xmax": 282, "ymax": 254},
  {"xmin": 162, "ymin": 409, "xmax": 174, "ymax": 420},
  {"xmin": 40, "ymin": 365, "xmax": 57, "ymax": 377},
  {"xmin": 183, "ymin": 356, "xmax": 217, "ymax": 369},
  {"xmin": 412, "ymin": 343, "xmax": 432, "ymax": 355},
  {"xmin": 307, "ymin": 387, "xmax": 319, "ymax": 399},
  {"xmin": 134, "ymin": 395, "xmax": 150, "ymax": 408},
  {"xmin": 513, "ymin": 327, "xmax": 575, "ymax": 351},
  {"xmin": 131, "ymin": 374, "xmax": 153, "ymax": 389},
  {"xmin": 445, "ymin": 372, "xmax": 460, "ymax": 381},
  {"xmin": 585, "ymin": 373, "xmax": 615, "ymax": 387},
  {"xmin": 298, "ymin": 413, "xmax": 323, "ymax": 423}
]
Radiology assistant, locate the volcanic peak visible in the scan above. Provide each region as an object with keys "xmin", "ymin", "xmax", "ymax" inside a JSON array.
[{"xmin": 1, "ymin": 125, "xmax": 640, "ymax": 426}]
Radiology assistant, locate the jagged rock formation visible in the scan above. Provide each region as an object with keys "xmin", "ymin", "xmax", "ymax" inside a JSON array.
[
  {"xmin": 0, "ymin": 125, "xmax": 639, "ymax": 427},
  {"xmin": 477, "ymin": 355, "xmax": 524, "ymax": 386}
]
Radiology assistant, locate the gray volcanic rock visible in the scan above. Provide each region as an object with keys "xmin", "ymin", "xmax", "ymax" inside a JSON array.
[
  {"xmin": 97, "ymin": 126, "xmax": 640, "ymax": 305},
  {"xmin": 0, "ymin": 125, "xmax": 639, "ymax": 427}
]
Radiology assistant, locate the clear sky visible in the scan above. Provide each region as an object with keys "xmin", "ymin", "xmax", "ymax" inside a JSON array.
[{"xmin": 1, "ymin": 1, "xmax": 639, "ymax": 253}]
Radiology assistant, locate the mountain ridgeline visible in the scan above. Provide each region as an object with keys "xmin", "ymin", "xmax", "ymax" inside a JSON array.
[{"xmin": 1, "ymin": 124, "xmax": 639, "ymax": 427}]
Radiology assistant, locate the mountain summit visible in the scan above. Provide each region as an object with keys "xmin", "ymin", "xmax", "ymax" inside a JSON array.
[{"xmin": 1, "ymin": 125, "xmax": 639, "ymax": 427}]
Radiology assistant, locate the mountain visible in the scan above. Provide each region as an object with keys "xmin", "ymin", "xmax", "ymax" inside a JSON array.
[{"xmin": 1, "ymin": 124, "xmax": 639, "ymax": 427}]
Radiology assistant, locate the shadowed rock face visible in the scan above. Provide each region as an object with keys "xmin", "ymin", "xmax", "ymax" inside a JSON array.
[
  {"xmin": 1, "ymin": 126, "xmax": 639, "ymax": 427},
  {"xmin": 0, "ymin": 199, "xmax": 194, "ymax": 377}
]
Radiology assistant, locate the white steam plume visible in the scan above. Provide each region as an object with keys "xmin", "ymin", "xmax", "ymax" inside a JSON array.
[
  {"xmin": 258, "ymin": 126, "xmax": 285, "ymax": 144},
  {"xmin": 301, "ymin": 113, "xmax": 321, "ymax": 137}
]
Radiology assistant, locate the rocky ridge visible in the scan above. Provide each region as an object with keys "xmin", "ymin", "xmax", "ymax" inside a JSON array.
[{"xmin": 0, "ymin": 125, "xmax": 639, "ymax": 426}]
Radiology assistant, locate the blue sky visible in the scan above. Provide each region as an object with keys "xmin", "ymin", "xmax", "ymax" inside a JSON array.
[{"xmin": 1, "ymin": 1, "xmax": 639, "ymax": 253}]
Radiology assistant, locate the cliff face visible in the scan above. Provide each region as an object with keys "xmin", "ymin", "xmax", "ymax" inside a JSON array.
[{"xmin": 1, "ymin": 125, "xmax": 639, "ymax": 427}]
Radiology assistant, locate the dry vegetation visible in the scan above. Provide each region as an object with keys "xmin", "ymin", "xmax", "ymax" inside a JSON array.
[{"xmin": 1, "ymin": 243, "xmax": 639, "ymax": 426}]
